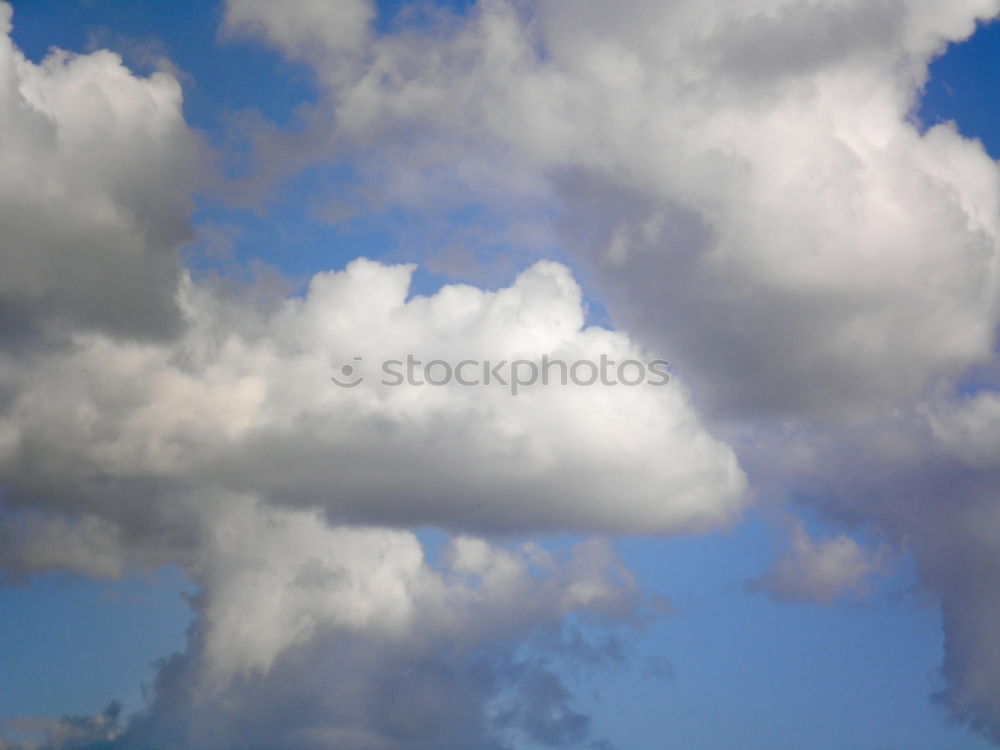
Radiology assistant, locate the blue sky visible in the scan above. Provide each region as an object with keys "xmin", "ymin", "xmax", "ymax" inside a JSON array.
[{"xmin": 2, "ymin": 3, "xmax": 1000, "ymax": 750}]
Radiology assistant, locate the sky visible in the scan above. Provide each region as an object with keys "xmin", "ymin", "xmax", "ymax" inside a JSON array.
[{"xmin": 0, "ymin": 2, "xmax": 999, "ymax": 749}]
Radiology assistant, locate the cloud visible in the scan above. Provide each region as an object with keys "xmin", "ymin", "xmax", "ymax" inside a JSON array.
[
  {"xmin": 0, "ymin": 702, "xmax": 123, "ymax": 750},
  {"xmin": 222, "ymin": 0, "xmax": 374, "ymax": 88},
  {"xmin": 890, "ymin": 401, "xmax": 1000, "ymax": 740},
  {"xmin": 0, "ymin": 257, "xmax": 745, "ymax": 562},
  {"xmin": 731, "ymin": 401, "xmax": 1000, "ymax": 736},
  {"xmin": 189, "ymin": 499, "xmax": 642, "ymax": 692},
  {"xmin": 0, "ymin": 5, "xmax": 744, "ymax": 745},
  {"xmin": 4, "ymin": 499, "xmax": 647, "ymax": 750},
  {"xmin": 0, "ymin": 209, "xmax": 738, "ymax": 741},
  {"xmin": 0, "ymin": 3, "xmax": 203, "ymax": 348},
  {"xmin": 5, "ymin": 0, "xmax": 1000, "ymax": 745},
  {"xmin": 925, "ymin": 392, "xmax": 1000, "ymax": 469},
  {"xmin": 0, "ymin": 514, "xmax": 128, "ymax": 580},
  {"xmin": 227, "ymin": 0, "xmax": 1000, "ymax": 419},
  {"xmin": 748, "ymin": 520, "xmax": 886, "ymax": 603},
  {"xmin": 220, "ymin": 0, "xmax": 1000, "ymax": 739}
]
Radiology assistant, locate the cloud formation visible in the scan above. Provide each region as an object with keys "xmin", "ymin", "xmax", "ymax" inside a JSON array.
[
  {"xmin": 0, "ymin": 3, "xmax": 202, "ymax": 348},
  {"xmin": 226, "ymin": 0, "xmax": 1000, "ymax": 418},
  {"xmin": 4, "ymin": 500, "xmax": 648, "ymax": 749},
  {"xmin": 4, "ymin": 0, "xmax": 1000, "ymax": 746},
  {"xmin": 0, "ymin": 4, "xmax": 742, "ymax": 747},
  {"xmin": 221, "ymin": 0, "xmax": 1000, "ymax": 740},
  {"xmin": 104, "ymin": 499, "xmax": 646, "ymax": 750},
  {"xmin": 0, "ymin": 256, "xmax": 745, "ymax": 567}
]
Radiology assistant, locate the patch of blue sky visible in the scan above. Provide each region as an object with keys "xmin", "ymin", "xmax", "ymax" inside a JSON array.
[
  {"xmin": 187, "ymin": 166, "xmax": 401, "ymax": 291},
  {"xmin": 598, "ymin": 522, "xmax": 994, "ymax": 750},
  {"xmin": 8, "ymin": 0, "xmax": 317, "ymax": 135},
  {"xmin": 374, "ymin": 0, "xmax": 480, "ymax": 34},
  {"xmin": 0, "ymin": 566, "xmax": 194, "ymax": 730},
  {"xmin": 919, "ymin": 18, "xmax": 1000, "ymax": 159}
]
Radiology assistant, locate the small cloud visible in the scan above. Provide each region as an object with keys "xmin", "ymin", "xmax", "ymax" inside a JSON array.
[
  {"xmin": 749, "ymin": 520, "xmax": 887, "ymax": 604},
  {"xmin": 0, "ymin": 702, "xmax": 123, "ymax": 750}
]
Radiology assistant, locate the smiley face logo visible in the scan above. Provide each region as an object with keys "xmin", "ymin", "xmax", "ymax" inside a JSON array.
[{"xmin": 330, "ymin": 356, "xmax": 364, "ymax": 387}]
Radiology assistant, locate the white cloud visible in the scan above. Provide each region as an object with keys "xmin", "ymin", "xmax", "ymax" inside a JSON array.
[
  {"xmin": 0, "ymin": 499, "xmax": 645, "ymax": 749},
  {"xmin": 926, "ymin": 392, "xmax": 1000, "ymax": 469},
  {"xmin": 749, "ymin": 520, "xmax": 886, "ymax": 603},
  {"xmin": 0, "ymin": 257, "xmax": 745, "ymax": 558},
  {"xmin": 13, "ymin": 498, "xmax": 647, "ymax": 750},
  {"xmin": 0, "ymin": 2, "xmax": 202, "ymax": 346},
  {"xmin": 190, "ymin": 496, "xmax": 643, "ymax": 690},
  {"xmin": 223, "ymin": 0, "xmax": 374, "ymax": 86}
]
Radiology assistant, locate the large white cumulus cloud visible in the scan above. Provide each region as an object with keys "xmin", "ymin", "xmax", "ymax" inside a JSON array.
[{"xmin": 0, "ymin": 257, "xmax": 745, "ymax": 561}]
